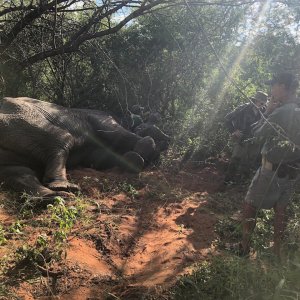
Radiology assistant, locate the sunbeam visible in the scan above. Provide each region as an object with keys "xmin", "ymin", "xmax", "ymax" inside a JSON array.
[{"xmin": 185, "ymin": 0, "xmax": 273, "ymax": 142}]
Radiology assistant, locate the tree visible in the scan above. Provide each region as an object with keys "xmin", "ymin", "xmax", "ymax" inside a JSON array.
[{"xmin": 0, "ymin": 0, "xmax": 259, "ymax": 95}]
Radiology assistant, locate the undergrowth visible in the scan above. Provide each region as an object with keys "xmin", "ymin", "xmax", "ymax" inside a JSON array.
[
  {"xmin": 172, "ymin": 193, "xmax": 300, "ymax": 300},
  {"xmin": 0, "ymin": 195, "xmax": 84, "ymax": 295},
  {"xmin": 172, "ymin": 255, "xmax": 300, "ymax": 300},
  {"xmin": 0, "ymin": 175, "xmax": 299, "ymax": 299}
]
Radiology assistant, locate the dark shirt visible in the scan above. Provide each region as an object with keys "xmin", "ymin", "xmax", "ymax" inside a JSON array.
[
  {"xmin": 225, "ymin": 103, "xmax": 264, "ymax": 138},
  {"xmin": 131, "ymin": 113, "xmax": 143, "ymax": 130}
]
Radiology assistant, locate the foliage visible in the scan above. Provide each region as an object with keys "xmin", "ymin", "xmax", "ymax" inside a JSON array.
[
  {"xmin": 1, "ymin": 2, "xmax": 299, "ymax": 160},
  {"xmin": 8, "ymin": 221, "xmax": 23, "ymax": 235},
  {"xmin": 0, "ymin": 225, "xmax": 7, "ymax": 246},
  {"xmin": 0, "ymin": 283, "xmax": 18, "ymax": 300},
  {"xmin": 15, "ymin": 234, "xmax": 51, "ymax": 266},
  {"xmin": 174, "ymin": 192, "xmax": 300, "ymax": 300},
  {"xmin": 172, "ymin": 256, "xmax": 300, "ymax": 300},
  {"xmin": 47, "ymin": 196, "xmax": 82, "ymax": 245},
  {"xmin": 0, "ymin": 2, "xmax": 300, "ymax": 296},
  {"xmin": 0, "ymin": 219, "xmax": 24, "ymax": 246},
  {"xmin": 118, "ymin": 182, "xmax": 139, "ymax": 199}
]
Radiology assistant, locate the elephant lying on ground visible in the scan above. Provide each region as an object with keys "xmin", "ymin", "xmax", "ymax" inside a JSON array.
[
  {"xmin": 0, "ymin": 97, "xmax": 158, "ymax": 200},
  {"xmin": 134, "ymin": 112, "xmax": 171, "ymax": 152}
]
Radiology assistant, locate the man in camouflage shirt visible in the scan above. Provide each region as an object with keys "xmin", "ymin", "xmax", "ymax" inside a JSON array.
[
  {"xmin": 224, "ymin": 91, "xmax": 268, "ymax": 183},
  {"xmin": 240, "ymin": 73, "xmax": 300, "ymax": 257}
]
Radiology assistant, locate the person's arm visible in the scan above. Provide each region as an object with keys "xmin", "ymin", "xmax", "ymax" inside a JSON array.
[
  {"xmin": 224, "ymin": 104, "xmax": 247, "ymax": 134},
  {"xmin": 264, "ymin": 97, "xmax": 280, "ymax": 117},
  {"xmin": 224, "ymin": 115, "xmax": 235, "ymax": 134},
  {"xmin": 253, "ymin": 106, "xmax": 284, "ymax": 139}
]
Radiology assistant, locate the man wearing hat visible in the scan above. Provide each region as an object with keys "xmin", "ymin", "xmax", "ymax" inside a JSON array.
[
  {"xmin": 224, "ymin": 91, "xmax": 268, "ymax": 183},
  {"xmin": 130, "ymin": 104, "xmax": 144, "ymax": 131},
  {"xmin": 239, "ymin": 72, "xmax": 300, "ymax": 257}
]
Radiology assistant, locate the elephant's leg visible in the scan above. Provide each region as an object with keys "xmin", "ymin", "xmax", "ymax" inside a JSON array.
[
  {"xmin": 116, "ymin": 137, "xmax": 157, "ymax": 173},
  {"xmin": 0, "ymin": 166, "xmax": 74, "ymax": 199},
  {"xmin": 30, "ymin": 127, "xmax": 80, "ymax": 192},
  {"xmin": 42, "ymin": 150, "xmax": 80, "ymax": 193},
  {"xmin": 121, "ymin": 151, "xmax": 144, "ymax": 173}
]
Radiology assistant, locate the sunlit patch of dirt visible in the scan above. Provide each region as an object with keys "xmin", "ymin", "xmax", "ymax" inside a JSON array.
[
  {"xmin": 0, "ymin": 164, "xmax": 227, "ymax": 299},
  {"xmin": 66, "ymin": 238, "xmax": 112, "ymax": 275},
  {"xmin": 0, "ymin": 206, "xmax": 12, "ymax": 224}
]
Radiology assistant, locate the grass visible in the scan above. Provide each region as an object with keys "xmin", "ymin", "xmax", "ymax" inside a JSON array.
[
  {"xmin": 172, "ymin": 255, "xmax": 300, "ymax": 300},
  {"xmin": 0, "ymin": 225, "xmax": 7, "ymax": 246},
  {"xmin": 0, "ymin": 283, "xmax": 18, "ymax": 300},
  {"xmin": 172, "ymin": 193, "xmax": 300, "ymax": 300},
  {"xmin": 0, "ymin": 195, "xmax": 84, "ymax": 295}
]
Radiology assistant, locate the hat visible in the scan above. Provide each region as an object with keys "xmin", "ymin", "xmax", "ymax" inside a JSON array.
[
  {"xmin": 265, "ymin": 72, "xmax": 299, "ymax": 90},
  {"xmin": 251, "ymin": 91, "xmax": 268, "ymax": 103}
]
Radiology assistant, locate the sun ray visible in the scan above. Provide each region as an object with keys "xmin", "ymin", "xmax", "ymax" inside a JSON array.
[{"xmin": 189, "ymin": 0, "xmax": 272, "ymax": 139}]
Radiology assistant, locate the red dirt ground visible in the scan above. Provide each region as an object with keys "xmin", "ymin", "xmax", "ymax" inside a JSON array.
[{"xmin": 0, "ymin": 164, "xmax": 227, "ymax": 299}]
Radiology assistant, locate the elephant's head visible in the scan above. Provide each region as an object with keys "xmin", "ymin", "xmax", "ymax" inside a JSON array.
[{"xmin": 120, "ymin": 136, "xmax": 157, "ymax": 173}]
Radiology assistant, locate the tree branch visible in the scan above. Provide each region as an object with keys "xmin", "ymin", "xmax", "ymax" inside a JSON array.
[
  {"xmin": 1, "ymin": 0, "xmax": 260, "ymax": 69},
  {"xmin": 0, "ymin": 0, "xmax": 70, "ymax": 52},
  {"xmin": 0, "ymin": 4, "xmax": 36, "ymax": 18},
  {"xmin": 20, "ymin": 0, "xmax": 163, "ymax": 68}
]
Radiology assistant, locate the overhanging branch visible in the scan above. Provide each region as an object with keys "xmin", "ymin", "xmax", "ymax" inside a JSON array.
[
  {"xmin": 0, "ymin": 0, "xmax": 70, "ymax": 52},
  {"xmin": 20, "ymin": 0, "xmax": 163, "ymax": 68}
]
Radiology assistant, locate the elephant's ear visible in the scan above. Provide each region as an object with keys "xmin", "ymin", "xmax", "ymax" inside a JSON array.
[{"xmin": 121, "ymin": 151, "xmax": 144, "ymax": 173}]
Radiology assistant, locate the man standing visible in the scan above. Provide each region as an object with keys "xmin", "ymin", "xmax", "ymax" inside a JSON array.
[
  {"xmin": 241, "ymin": 72, "xmax": 300, "ymax": 257},
  {"xmin": 130, "ymin": 105, "xmax": 144, "ymax": 131},
  {"xmin": 224, "ymin": 91, "xmax": 268, "ymax": 183}
]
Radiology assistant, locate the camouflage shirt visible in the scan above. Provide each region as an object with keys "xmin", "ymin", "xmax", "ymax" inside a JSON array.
[{"xmin": 254, "ymin": 101, "xmax": 300, "ymax": 164}]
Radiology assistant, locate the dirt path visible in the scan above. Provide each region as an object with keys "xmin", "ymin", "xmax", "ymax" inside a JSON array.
[{"xmin": 0, "ymin": 165, "xmax": 226, "ymax": 299}]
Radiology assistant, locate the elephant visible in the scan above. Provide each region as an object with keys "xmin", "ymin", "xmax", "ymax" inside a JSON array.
[
  {"xmin": 0, "ymin": 97, "xmax": 158, "ymax": 201},
  {"xmin": 134, "ymin": 112, "xmax": 171, "ymax": 152}
]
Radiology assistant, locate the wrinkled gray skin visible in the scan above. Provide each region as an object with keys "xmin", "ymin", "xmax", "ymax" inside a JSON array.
[
  {"xmin": 135, "ymin": 123, "xmax": 171, "ymax": 152},
  {"xmin": 0, "ymin": 97, "xmax": 157, "ymax": 198}
]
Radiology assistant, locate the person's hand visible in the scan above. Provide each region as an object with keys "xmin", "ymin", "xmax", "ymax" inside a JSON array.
[
  {"xmin": 265, "ymin": 98, "xmax": 280, "ymax": 115},
  {"xmin": 231, "ymin": 129, "xmax": 243, "ymax": 139}
]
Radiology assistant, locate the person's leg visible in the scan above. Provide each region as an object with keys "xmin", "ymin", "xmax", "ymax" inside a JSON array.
[
  {"xmin": 273, "ymin": 203, "xmax": 288, "ymax": 257},
  {"xmin": 241, "ymin": 202, "xmax": 257, "ymax": 254},
  {"xmin": 225, "ymin": 143, "xmax": 244, "ymax": 183},
  {"xmin": 224, "ymin": 157, "xmax": 240, "ymax": 182},
  {"xmin": 239, "ymin": 143, "xmax": 251, "ymax": 180}
]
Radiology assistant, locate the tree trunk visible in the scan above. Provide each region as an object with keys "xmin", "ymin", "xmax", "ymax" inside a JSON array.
[{"xmin": 0, "ymin": 62, "xmax": 24, "ymax": 97}]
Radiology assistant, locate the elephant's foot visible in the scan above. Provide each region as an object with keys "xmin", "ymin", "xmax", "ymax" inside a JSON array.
[
  {"xmin": 46, "ymin": 180, "xmax": 80, "ymax": 193},
  {"xmin": 121, "ymin": 151, "xmax": 144, "ymax": 173}
]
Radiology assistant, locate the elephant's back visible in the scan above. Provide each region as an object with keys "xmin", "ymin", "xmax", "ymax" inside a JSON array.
[
  {"xmin": 70, "ymin": 108, "xmax": 120, "ymax": 128},
  {"xmin": 0, "ymin": 99, "xmax": 76, "ymax": 162},
  {"xmin": 1, "ymin": 97, "xmax": 64, "ymax": 114}
]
